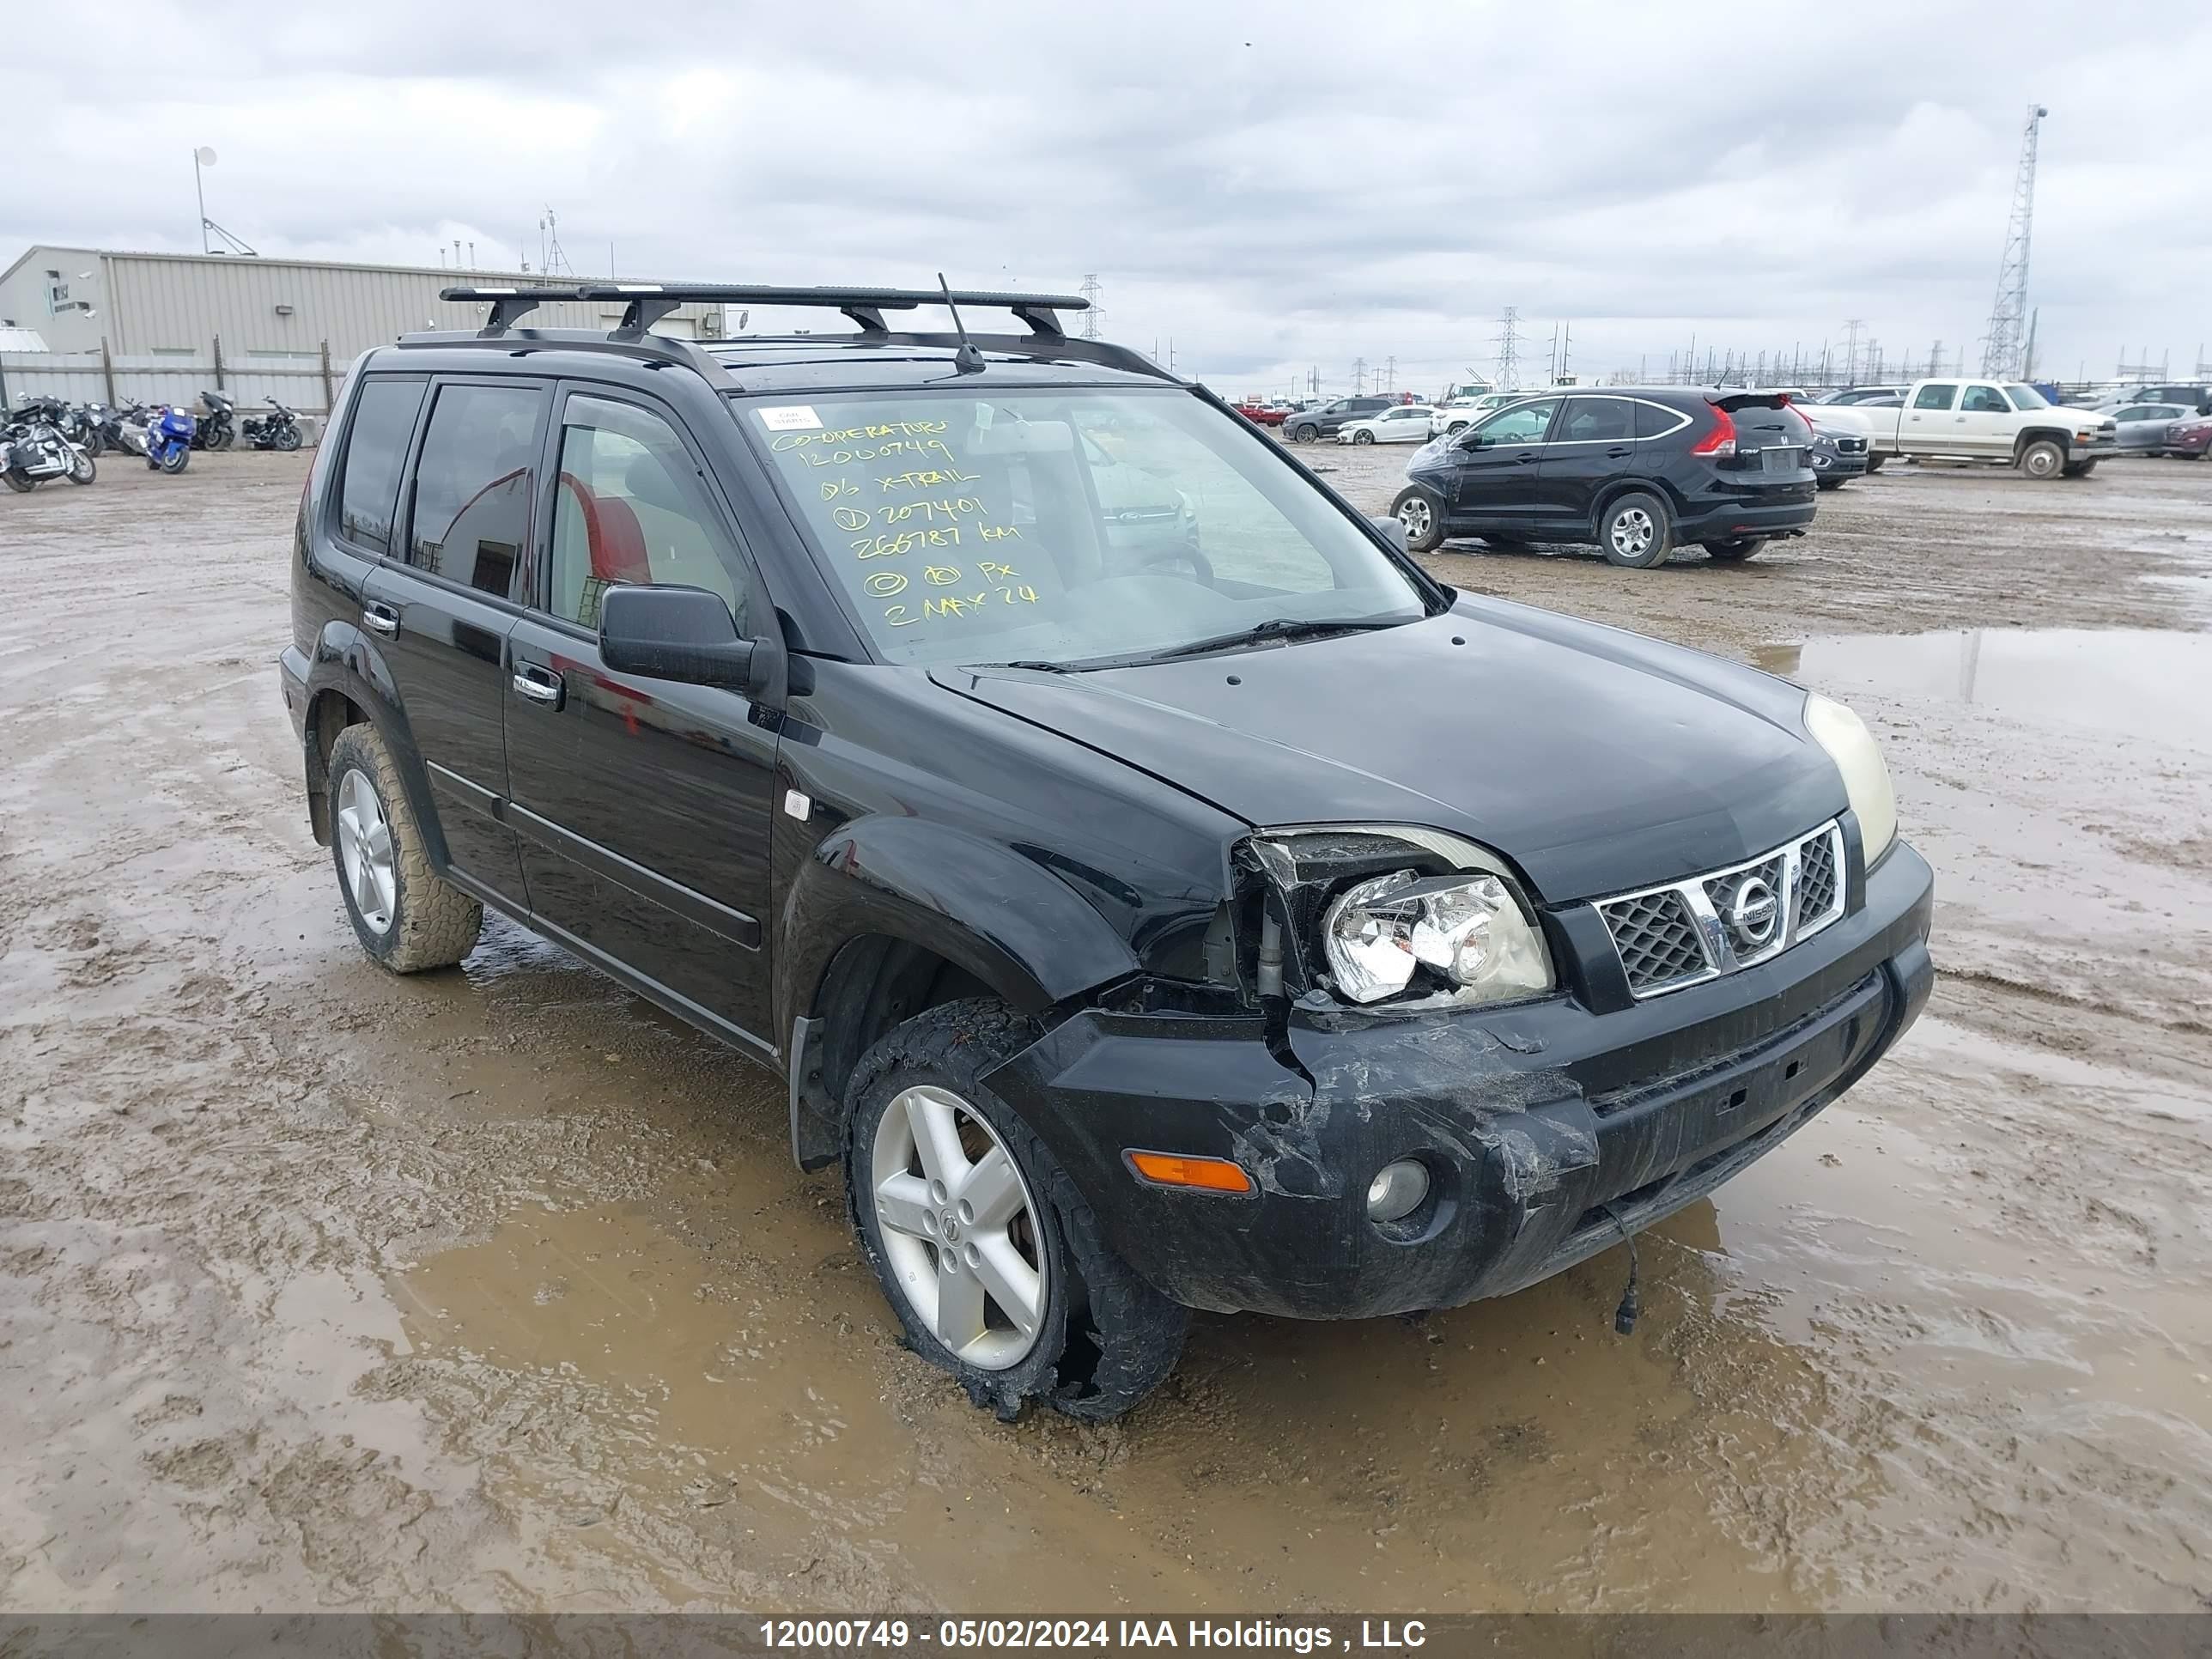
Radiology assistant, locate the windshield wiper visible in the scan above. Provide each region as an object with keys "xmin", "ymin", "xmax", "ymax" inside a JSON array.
[{"xmin": 1137, "ymin": 615, "xmax": 1405, "ymax": 664}]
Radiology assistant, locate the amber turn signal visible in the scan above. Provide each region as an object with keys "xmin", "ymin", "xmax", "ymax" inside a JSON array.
[{"xmin": 1125, "ymin": 1150, "xmax": 1253, "ymax": 1194}]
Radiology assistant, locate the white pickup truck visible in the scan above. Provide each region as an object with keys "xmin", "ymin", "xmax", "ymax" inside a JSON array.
[{"xmin": 1870, "ymin": 378, "xmax": 2118, "ymax": 478}]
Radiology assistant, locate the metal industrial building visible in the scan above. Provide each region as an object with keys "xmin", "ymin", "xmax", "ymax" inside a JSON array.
[{"xmin": 0, "ymin": 246, "xmax": 722, "ymax": 416}]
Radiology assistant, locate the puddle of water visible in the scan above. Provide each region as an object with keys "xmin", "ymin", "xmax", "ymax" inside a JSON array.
[{"xmin": 1754, "ymin": 629, "xmax": 2212, "ymax": 750}]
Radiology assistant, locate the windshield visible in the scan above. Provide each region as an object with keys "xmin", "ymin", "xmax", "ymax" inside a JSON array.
[
  {"xmin": 742, "ymin": 386, "xmax": 1429, "ymax": 667},
  {"xmin": 2003, "ymin": 384, "xmax": 2051, "ymax": 410}
]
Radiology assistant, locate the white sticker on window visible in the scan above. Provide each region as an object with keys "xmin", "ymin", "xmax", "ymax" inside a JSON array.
[{"xmin": 759, "ymin": 405, "xmax": 822, "ymax": 431}]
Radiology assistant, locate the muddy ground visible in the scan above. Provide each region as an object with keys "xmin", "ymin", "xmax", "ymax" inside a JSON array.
[{"xmin": 2, "ymin": 443, "xmax": 2209, "ymax": 1614}]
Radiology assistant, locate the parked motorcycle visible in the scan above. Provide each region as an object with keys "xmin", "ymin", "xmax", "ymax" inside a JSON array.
[
  {"xmin": 100, "ymin": 402, "xmax": 144, "ymax": 455},
  {"xmin": 0, "ymin": 410, "xmax": 96, "ymax": 491},
  {"xmin": 143, "ymin": 405, "xmax": 197, "ymax": 473},
  {"xmin": 242, "ymin": 396, "xmax": 303, "ymax": 452},
  {"xmin": 64, "ymin": 402, "xmax": 112, "ymax": 458},
  {"xmin": 191, "ymin": 390, "xmax": 237, "ymax": 452}
]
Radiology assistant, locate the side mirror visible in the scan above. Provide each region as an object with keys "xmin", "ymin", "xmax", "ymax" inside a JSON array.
[
  {"xmin": 599, "ymin": 584, "xmax": 763, "ymax": 691},
  {"xmin": 1370, "ymin": 515, "xmax": 1409, "ymax": 554},
  {"xmin": 1455, "ymin": 430, "xmax": 1488, "ymax": 451}
]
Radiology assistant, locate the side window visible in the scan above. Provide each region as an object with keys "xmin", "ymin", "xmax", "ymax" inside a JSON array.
[
  {"xmin": 1633, "ymin": 400, "xmax": 1686, "ymax": 440},
  {"xmin": 1961, "ymin": 385, "xmax": 2008, "ymax": 414},
  {"xmin": 1560, "ymin": 398, "xmax": 1632, "ymax": 442},
  {"xmin": 337, "ymin": 377, "xmax": 426, "ymax": 554},
  {"xmin": 406, "ymin": 384, "xmax": 542, "ymax": 598},
  {"xmin": 2113, "ymin": 408, "xmax": 2144, "ymax": 423},
  {"xmin": 549, "ymin": 395, "xmax": 748, "ymax": 631},
  {"xmin": 1913, "ymin": 384, "xmax": 1958, "ymax": 410},
  {"xmin": 1474, "ymin": 399, "xmax": 1559, "ymax": 445}
]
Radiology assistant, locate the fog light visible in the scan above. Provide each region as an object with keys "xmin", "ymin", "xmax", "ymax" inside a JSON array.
[{"xmin": 1366, "ymin": 1159, "xmax": 1430, "ymax": 1224}]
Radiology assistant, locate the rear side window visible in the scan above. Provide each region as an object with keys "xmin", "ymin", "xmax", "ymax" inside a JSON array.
[
  {"xmin": 337, "ymin": 377, "xmax": 426, "ymax": 553},
  {"xmin": 1633, "ymin": 400, "xmax": 1689, "ymax": 440},
  {"xmin": 1913, "ymin": 384, "xmax": 1958, "ymax": 410},
  {"xmin": 1559, "ymin": 398, "xmax": 1632, "ymax": 442},
  {"xmin": 405, "ymin": 384, "xmax": 543, "ymax": 599}
]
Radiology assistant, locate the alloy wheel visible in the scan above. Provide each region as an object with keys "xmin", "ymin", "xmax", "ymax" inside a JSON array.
[
  {"xmin": 871, "ymin": 1085, "xmax": 1048, "ymax": 1370},
  {"xmin": 335, "ymin": 768, "xmax": 397, "ymax": 934},
  {"xmin": 1397, "ymin": 496, "xmax": 1433, "ymax": 539}
]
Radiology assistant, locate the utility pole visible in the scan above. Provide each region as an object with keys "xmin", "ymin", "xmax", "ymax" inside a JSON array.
[
  {"xmin": 1841, "ymin": 319, "xmax": 1865, "ymax": 386},
  {"xmin": 1079, "ymin": 274, "xmax": 1103, "ymax": 341},
  {"xmin": 1982, "ymin": 104, "xmax": 2047, "ymax": 378},
  {"xmin": 1384, "ymin": 355, "xmax": 1396, "ymax": 392},
  {"xmin": 1309, "ymin": 366, "xmax": 1319, "ymax": 398},
  {"xmin": 1493, "ymin": 306, "xmax": 1522, "ymax": 390}
]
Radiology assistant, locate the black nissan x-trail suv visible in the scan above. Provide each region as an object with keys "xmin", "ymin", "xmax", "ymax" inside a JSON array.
[{"xmin": 279, "ymin": 283, "xmax": 1934, "ymax": 1419}]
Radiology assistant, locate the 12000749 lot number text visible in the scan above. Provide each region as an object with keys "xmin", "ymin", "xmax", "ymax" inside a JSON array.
[{"xmin": 761, "ymin": 1620, "xmax": 1118, "ymax": 1648}]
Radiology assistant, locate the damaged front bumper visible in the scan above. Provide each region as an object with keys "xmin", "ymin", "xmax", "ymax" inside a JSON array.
[{"xmin": 983, "ymin": 841, "xmax": 1934, "ymax": 1319}]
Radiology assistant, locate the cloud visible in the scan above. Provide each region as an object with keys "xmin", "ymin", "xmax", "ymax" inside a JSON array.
[{"xmin": 7, "ymin": 2, "xmax": 2208, "ymax": 393}]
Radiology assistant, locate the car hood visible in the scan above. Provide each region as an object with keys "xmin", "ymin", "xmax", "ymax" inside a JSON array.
[
  {"xmin": 1802, "ymin": 404, "xmax": 1873, "ymax": 435},
  {"xmin": 931, "ymin": 603, "xmax": 1847, "ymax": 902}
]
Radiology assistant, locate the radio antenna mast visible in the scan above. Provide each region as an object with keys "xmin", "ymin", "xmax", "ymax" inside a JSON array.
[{"xmin": 1981, "ymin": 105, "xmax": 2047, "ymax": 379}]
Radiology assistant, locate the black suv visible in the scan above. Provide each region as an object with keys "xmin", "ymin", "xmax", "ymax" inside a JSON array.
[
  {"xmin": 1390, "ymin": 388, "xmax": 1820, "ymax": 568},
  {"xmin": 278, "ymin": 283, "xmax": 1933, "ymax": 1420},
  {"xmin": 1285, "ymin": 395, "xmax": 1394, "ymax": 443}
]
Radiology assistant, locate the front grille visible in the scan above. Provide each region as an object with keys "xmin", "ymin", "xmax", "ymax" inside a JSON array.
[
  {"xmin": 1595, "ymin": 822, "xmax": 1849, "ymax": 1000},
  {"xmin": 1596, "ymin": 890, "xmax": 1708, "ymax": 994}
]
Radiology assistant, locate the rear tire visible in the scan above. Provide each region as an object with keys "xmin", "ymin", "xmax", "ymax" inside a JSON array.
[
  {"xmin": 325, "ymin": 724, "xmax": 483, "ymax": 972},
  {"xmin": 1, "ymin": 470, "xmax": 33, "ymax": 493},
  {"xmin": 1598, "ymin": 491, "xmax": 1674, "ymax": 568},
  {"xmin": 2018, "ymin": 439, "xmax": 2064, "ymax": 480},
  {"xmin": 1391, "ymin": 485, "xmax": 1446, "ymax": 554},
  {"xmin": 845, "ymin": 999, "xmax": 1188, "ymax": 1422},
  {"xmin": 1703, "ymin": 538, "xmax": 1767, "ymax": 562}
]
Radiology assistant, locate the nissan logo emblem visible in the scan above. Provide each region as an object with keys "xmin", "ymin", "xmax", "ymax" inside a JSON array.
[{"xmin": 1728, "ymin": 877, "xmax": 1780, "ymax": 949}]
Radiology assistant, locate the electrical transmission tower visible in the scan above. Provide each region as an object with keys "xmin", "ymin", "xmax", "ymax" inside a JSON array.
[
  {"xmin": 1351, "ymin": 356, "xmax": 1367, "ymax": 394},
  {"xmin": 1079, "ymin": 274, "xmax": 1103, "ymax": 340},
  {"xmin": 1493, "ymin": 307, "xmax": 1522, "ymax": 389},
  {"xmin": 1383, "ymin": 355, "xmax": 1396, "ymax": 392},
  {"xmin": 1840, "ymin": 319, "xmax": 1865, "ymax": 385},
  {"xmin": 1981, "ymin": 104, "xmax": 2047, "ymax": 379}
]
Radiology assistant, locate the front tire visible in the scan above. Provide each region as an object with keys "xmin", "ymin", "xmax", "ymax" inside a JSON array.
[
  {"xmin": 325, "ymin": 724, "xmax": 483, "ymax": 972},
  {"xmin": 2018, "ymin": 439, "xmax": 2064, "ymax": 479},
  {"xmin": 1351, "ymin": 429, "xmax": 1374, "ymax": 445},
  {"xmin": 846, "ymin": 1000, "xmax": 1188, "ymax": 1421},
  {"xmin": 1392, "ymin": 485, "xmax": 1446, "ymax": 553},
  {"xmin": 276, "ymin": 427, "xmax": 302, "ymax": 452},
  {"xmin": 68, "ymin": 451, "xmax": 95, "ymax": 485},
  {"xmin": 1703, "ymin": 538, "xmax": 1767, "ymax": 562},
  {"xmin": 1291, "ymin": 423, "xmax": 1319, "ymax": 443},
  {"xmin": 1864, "ymin": 453, "xmax": 1887, "ymax": 473},
  {"xmin": 1598, "ymin": 491, "xmax": 1674, "ymax": 568},
  {"xmin": 158, "ymin": 447, "xmax": 189, "ymax": 474},
  {"xmin": 1815, "ymin": 475, "xmax": 1847, "ymax": 491}
]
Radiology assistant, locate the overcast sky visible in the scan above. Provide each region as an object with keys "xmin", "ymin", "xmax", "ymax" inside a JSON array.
[{"xmin": 10, "ymin": 3, "xmax": 2209, "ymax": 396}]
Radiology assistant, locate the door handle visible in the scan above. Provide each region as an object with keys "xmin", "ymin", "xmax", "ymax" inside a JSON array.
[
  {"xmin": 512, "ymin": 665, "xmax": 564, "ymax": 707},
  {"xmin": 1607, "ymin": 446, "xmax": 1632, "ymax": 457},
  {"xmin": 361, "ymin": 603, "xmax": 398, "ymax": 636},
  {"xmin": 1514, "ymin": 453, "xmax": 1540, "ymax": 465}
]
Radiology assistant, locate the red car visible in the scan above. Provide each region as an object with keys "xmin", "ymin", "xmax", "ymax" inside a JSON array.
[
  {"xmin": 2165, "ymin": 414, "xmax": 2212, "ymax": 459},
  {"xmin": 1235, "ymin": 401, "xmax": 1289, "ymax": 427}
]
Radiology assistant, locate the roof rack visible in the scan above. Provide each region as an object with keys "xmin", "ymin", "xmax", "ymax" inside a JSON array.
[{"xmin": 422, "ymin": 282, "xmax": 1177, "ymax": 388}]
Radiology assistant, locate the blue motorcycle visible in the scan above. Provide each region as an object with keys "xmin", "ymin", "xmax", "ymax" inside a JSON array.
[{"xmin": 145, "ymin": 404, "xmax": 196, "ymax": 473}]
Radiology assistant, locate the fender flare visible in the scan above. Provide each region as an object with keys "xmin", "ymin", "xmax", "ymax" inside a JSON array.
[
  {"xmin": 298, "ymin": 622, "xmax": 450, "ymax": 868},
  {"xmin": 777, "ymin": 816, "xmax": 1141, "ymax": 1042},
  {"xmin": 2011, "ymin": 425, "xmax": 2074, "ymax": 458},
  {"xmin": 776, "ymin": 817, "xmax": 1145, "ymax": 1169}
]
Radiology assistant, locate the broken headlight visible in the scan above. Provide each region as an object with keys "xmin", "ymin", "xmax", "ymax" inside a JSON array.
[
  {"xmin": 1804, "ymin": 692, "xmax": 1897, "ymax": 860},
  {"xmin": 1322, "ymin": 868, "xmax": 1553, "ymax": 1006}
]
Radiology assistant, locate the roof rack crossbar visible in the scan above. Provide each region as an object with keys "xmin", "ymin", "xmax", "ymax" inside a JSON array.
[
  {"xmin": 836, "ymin": 331, "xmax": 1177, "ymax": 385},
  {"xmin": 569, "ymin": 283, "xmax": 1085, "ymax": 340},
  {"xmin": 439, "ymin": 284, "xmax": 594, "ymax": 336}
]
